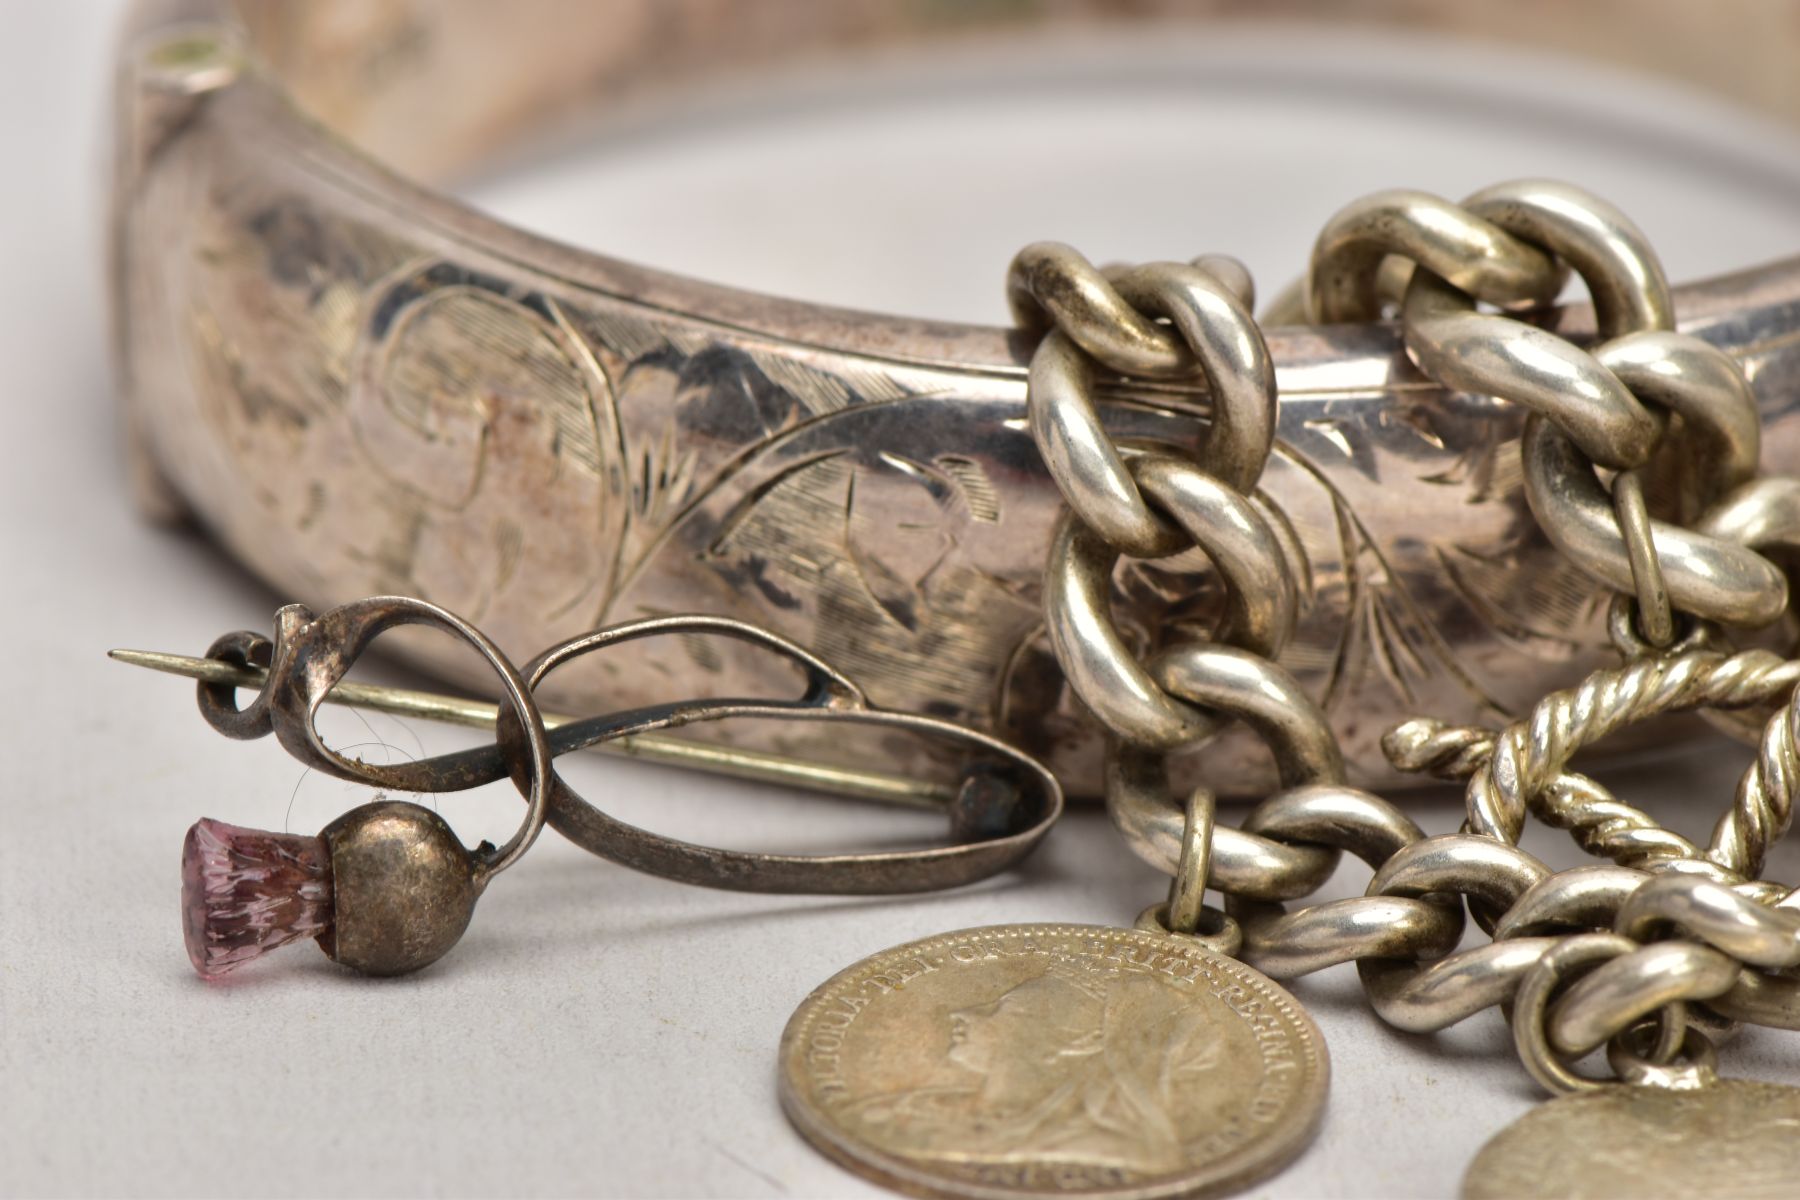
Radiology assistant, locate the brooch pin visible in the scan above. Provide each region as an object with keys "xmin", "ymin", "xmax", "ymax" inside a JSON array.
[{"xmin": 116, "ymin": 596, "xmax": 1062, "ymax": 978}]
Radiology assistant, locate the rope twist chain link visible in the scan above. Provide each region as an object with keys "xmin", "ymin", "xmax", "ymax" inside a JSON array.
[{"xmin": 1384, "ymin": 635, "xmax": 1800, "ymax": 875}]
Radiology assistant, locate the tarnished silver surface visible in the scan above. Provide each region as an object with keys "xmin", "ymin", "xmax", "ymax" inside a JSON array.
[
  {"xmin": 113, "ymin": 1, "xmax": 1800, "ymax": 797},
  {"xmin": 1462, "ymin": 1078, "xmax": 1800, "ymax": 1199},
  {"xmin": 108, "ymin": 8, "xmax": 1800, "ymax": 1179},
  {"xmin": 778, "ymin": 924, "xmax": 1327, "ymax": 1200}
]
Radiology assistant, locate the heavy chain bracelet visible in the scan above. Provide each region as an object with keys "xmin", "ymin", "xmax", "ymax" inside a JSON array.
[{"xmin": 1008, "ymin": 179, "xmax": 1800, "ymax": 1197}]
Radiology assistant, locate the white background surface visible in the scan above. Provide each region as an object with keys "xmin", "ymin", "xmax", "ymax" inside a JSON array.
[{"xmin": 7, "ymin": 5, "xmax": 1800, "ymax": 1198}]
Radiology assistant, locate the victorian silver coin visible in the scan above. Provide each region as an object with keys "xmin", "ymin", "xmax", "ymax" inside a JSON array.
[
  {"xmin": 778, "ymin": 924, "xmax": 1329, "ymax": 1200},
  {"xmin": 1463, "ymin": 1078, "xmax": 1800, "ymax": 1199}
]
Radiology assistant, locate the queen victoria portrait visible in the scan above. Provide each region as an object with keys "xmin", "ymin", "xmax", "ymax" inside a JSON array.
[{"xmin": 839, "ymin": 961, "xmax": 1256, "ymax": 1176}]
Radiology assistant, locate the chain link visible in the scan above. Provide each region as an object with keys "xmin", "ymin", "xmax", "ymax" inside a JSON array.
[{"xmin": 1306, "ymin": 187, "xmax": 1567, "ymax": 325}]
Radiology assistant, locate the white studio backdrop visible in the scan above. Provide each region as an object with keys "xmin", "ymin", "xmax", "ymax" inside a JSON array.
[{"xmin": 5, "ymin": 6, "xmax": 1800, "ymax": 1198}]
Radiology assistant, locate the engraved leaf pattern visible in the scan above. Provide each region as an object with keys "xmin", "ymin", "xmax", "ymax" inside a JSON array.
[{"xmin": 173, "ymin": 186, "xmax": 1630, "ymax": 792}]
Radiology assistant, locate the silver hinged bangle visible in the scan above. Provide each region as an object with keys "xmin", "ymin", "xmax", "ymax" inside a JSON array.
[{"xmin": 112, "ymin": 0, "xmax": 1800, "ymax": 799}]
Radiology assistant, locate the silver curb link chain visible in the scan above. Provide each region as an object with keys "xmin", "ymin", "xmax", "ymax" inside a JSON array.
[{"xmin": 1010, "ymin": 179, "xmax": 1800, "ymax": 1097}]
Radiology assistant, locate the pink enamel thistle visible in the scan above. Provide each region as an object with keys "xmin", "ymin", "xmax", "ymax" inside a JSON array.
[{"xmin": 181, "ymin": 818, "xmax": 332, "ymax": 978}]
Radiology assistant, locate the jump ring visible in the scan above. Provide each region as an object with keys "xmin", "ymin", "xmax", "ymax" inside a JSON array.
[
  {"xmin": 1103, "ymin": 746, "xmax": 1341, "ymax": 899},
  {"xmin": 1135, "ymin": 901, "xmax": 1243, "ymax": 958},
  {"xmin": 1605, "ymin": 1024, "xmax": 1720, "ymax": 1092},
  {"xmin": 1511, "ymin": 932, "xmax": 1684, "ymax": 1096},
  {"xmin": 1611, "ymin": 467, "xmax": 1675, "ymax": 648},
  {"xmin": 1166, "ymin": 785, "xmax": 1217, "ymax": 935}
]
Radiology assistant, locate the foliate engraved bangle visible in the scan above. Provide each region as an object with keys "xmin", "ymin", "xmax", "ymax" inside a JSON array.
[{"xmin": 113, "ymin": 0, "xmax": 1800, "ymax": 801}]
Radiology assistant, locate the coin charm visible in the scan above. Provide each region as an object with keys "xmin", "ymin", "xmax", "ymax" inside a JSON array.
[
  {"xmin": 1463, "ymin": 1078, "xmax": 1800, "ymax": 1199},
  {"xmin": 778, "ymin": 924, "xmax": 1328, "ymax": 1200}
]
